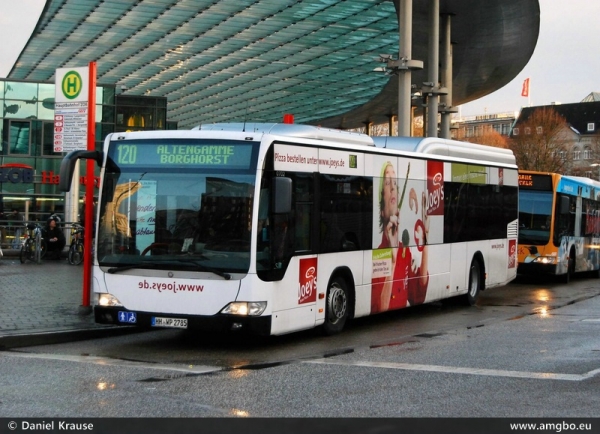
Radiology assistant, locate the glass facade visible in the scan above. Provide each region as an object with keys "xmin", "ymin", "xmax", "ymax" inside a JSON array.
[
  {"xmin": 115, "ymin": 95, "xmax": 167, "ymax": 132},
  {"xmin": 0, "ymin": 79, "xmax": 173, "ymax": 237}
]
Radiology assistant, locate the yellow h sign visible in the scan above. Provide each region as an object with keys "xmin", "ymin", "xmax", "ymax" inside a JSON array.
[{"xmin": 61, "ymin": 71, "xmax": 82, "ymax": 100}]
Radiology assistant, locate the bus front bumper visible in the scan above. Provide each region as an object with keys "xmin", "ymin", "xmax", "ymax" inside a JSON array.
[
  {"xmin": 517, "ymin": 261, "xmax": 557, "ymax": 275},
  {"xmin": 94, "ymin": 306, "xmax": 272, "ymax": 336}
]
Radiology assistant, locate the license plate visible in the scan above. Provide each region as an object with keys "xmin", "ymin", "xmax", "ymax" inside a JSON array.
[{"xmin": 151, "ymin": 317, "xmax": 188, "ymax": 329}]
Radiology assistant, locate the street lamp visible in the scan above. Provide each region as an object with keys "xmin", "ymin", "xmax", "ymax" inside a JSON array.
[{"xmin": 373, "ymin": 53, "xmax": 423, "ymax": 137}]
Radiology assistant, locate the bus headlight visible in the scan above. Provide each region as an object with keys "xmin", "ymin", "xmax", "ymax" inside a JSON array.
[
  {"xmin": 221, "ymin": 301, "xmax": 267, "ymax": 316},
  {"xmin": 98, "ymin": 293, "xmax": 123, "ymax": 307},
  {"xmin": 532, "ymin": 256, "xmax": 557, "ymax": 265}
]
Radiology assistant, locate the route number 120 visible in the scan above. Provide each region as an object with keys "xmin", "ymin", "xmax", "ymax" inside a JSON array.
[{"xmin": 116, "ymin": 144, "xmax": 137, "ymax": 164}]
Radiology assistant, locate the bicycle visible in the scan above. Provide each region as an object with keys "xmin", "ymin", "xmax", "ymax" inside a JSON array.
[
  {"xmin": 20, "ymin": 223, "xmax": 47, "ymax": 263},
  {"xmin": 68, "ymin": 223, "xmax": 84, "ymax": 265}
]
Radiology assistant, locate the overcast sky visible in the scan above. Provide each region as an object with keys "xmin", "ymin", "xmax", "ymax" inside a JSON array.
[
  {"xmin": 460, "ymin": 0, "xmax": 600, "ymax": 117},
  {"xmin": 0, "ymin": 0, "xmax": 45, "ymax": 78},
  {"xmin": 1, "ymin": 0, "xmax": 598, "ymax": 119}
]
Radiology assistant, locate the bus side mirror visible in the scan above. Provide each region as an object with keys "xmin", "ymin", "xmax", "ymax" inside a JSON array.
[
  {"xmin": 559, "ymin": 196, "xmax": 570, "ymax": 215},
  {"xmin": 273, "ymin": 177, "xmax": 292, "ymax": 214},
  {"xmin": 59, "ymin": 150, "xmax": 103, "ymax": 192}
]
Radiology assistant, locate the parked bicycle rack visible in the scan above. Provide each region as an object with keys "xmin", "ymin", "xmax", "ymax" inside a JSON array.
[{"xmin": 1, "ymin": 221, "xmax": 90, "ymax": 262}]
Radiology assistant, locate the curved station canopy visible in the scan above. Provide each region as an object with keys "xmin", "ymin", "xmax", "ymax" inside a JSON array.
[{"xmin": 10, "ymin": 0, "xmax": 539, "ymax": 130}]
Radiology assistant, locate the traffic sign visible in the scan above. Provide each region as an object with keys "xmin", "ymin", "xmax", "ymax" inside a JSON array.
[{"xmin": 54, "ymin": 66, "xmax": 89, "ymax": 152}]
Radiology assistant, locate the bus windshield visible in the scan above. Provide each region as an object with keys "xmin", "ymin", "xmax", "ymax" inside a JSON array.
[
  {"xmin": 96, "ymin": 138, "xmax": 259, "ymax": 273},
  {"xmin": 518, "ymin": 189, "xmax": 553, "ymax": 245}
]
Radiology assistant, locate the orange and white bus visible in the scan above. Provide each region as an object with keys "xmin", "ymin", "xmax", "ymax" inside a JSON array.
[
  {"xmin": 517, "ymin": 170, "xmax": 600, "ymax": 281},
  {"xmin": 60, "ymin": 123, "xmax": 518, "ymax": 336}
]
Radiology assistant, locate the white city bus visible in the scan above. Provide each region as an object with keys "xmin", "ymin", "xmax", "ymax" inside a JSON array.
[{"xmin": 60, "ymin": 123, "xmax": 518, "ymax": 336}]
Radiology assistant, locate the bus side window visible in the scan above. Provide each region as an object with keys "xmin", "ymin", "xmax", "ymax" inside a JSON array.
[
  {"xmin": 272, "ymin": 213, "xmax": 292, "ymax": 267},
  {"xmin": 295, "ymin": 203, "xmax": 311, "ymax": 251},
  {"xmin": 258, "ymin": 188, "xmax": 270, "ymax": 242},
  {"xmin": 293, "ymin": 173, "xmax": 313, "ymax": 252},
  {"xmin": 554, "ymin": 195, "xmax": 574, "ymax": 244},
  {"xmin": 320, "ymin": 210, "xmax": 345, "ymax": 252}
]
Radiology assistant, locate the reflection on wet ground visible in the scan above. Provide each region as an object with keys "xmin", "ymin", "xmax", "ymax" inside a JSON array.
[{"xmin": 17, "ymin": 271, "xmax": 600, "ymax": 371}]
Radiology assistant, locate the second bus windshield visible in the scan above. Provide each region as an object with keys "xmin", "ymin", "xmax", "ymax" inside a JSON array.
[{"xmin": 518, "ymin": 189, "xmax": 553, "ymax": 245}]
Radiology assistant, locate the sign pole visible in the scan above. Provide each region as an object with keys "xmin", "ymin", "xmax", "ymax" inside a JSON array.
[
  {"xmin": 83, "ymin": 61, "xmax": 96, "ymax": 309},
  {"xmin": 54, "ymin": 63, "xmax": 94, "ymax": 313}
]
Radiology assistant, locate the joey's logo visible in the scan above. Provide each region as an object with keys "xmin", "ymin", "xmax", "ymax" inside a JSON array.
[
  {"xmin": 508, "ymin": 239, "xmax": 517, "ymax": 269},
  {"xmin": 427, "ymin": 161, "xmax": 444, "ymax": 216},
  {"xmin": 298, "ymin": 257, "xmax": 317, "ymax": 304}
]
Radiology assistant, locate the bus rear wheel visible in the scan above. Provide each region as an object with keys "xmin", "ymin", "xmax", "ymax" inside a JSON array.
[
  {"xmin": 462, "ymin": 259, "xmax": 482, "ymax": 306},
  {"xmin": 562, "ymin": 250, "xmax": 575, "ymax": 283},
  {"xmin": 322, "ymin": 276, "xmax": 349, "ymax": 335}
]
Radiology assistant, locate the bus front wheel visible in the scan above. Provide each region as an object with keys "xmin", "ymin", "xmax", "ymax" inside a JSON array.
[{"xmin": 322, "ymin": 276, "xmax": 349, "ymax": 335}]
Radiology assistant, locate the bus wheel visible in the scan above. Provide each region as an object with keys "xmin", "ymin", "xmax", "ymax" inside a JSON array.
[
  {"xmin": 563, "ymin": 251, "xmax": 575, "ymax": 283},
  {"xmin": 463, "ymin": 259, "xmax": 481, "ymax": 306},
  {"xmin": 323, "ymin": 276, "xmax": 349, "ymax": 335}
]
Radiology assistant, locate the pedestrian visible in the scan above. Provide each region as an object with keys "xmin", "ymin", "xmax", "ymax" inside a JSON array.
[
  {"xmin": 0, "ymin": 203, "xmax": 6, "ymax": 258},
  {"xmin": 0, "ymin": 210, "xmax": 7, "ymax": 253},
  {"xmin": 80, "ymin": 197, "xmax": 97, "ymax": 238},
  {"xmin": 9, "ymin": 208, "xmax": 24, "ymax": 249},
  {"xmin": 44, "ymin": 216, "xmax": 66, "ymax": 259}
]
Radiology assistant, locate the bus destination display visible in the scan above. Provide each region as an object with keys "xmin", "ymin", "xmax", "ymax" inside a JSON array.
[
  {"xmin": 110, "ymin": 141, "xmax": 255, "ymax": 170},
  {"xmin": 518, "ymin": 173, "xmax": 552, "ymax": 190}
]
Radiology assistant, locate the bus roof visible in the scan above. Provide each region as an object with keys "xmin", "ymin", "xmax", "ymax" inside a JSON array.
[
  {"xmin": 191, "ymin": 123, "xmax": 516, "ymax": 166},
  {"xmin": 563, "ymin": 175, "xmax": 600, "ymax": 187},
  {"xmin": 372, "ymin": 136, "xmax": 516, "ymax": 166},
  {"xmin": 520, "ymin": 171, "xmax": 600, "ymax": 198},
  {"xmin": 194, "ymin": 123, "xmax": 375, "ymax": 147},
  {"xmin": 557, "ymin": 176, "xmax": 600, "ymax": 199}
]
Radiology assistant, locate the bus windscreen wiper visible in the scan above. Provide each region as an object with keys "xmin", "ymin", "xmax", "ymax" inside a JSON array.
[
  {"xmin": 176, "ymin": 259, "xmax": 231, "ymax": 280},
  {"xmin": 107, "ymin": 262, "xmax": 162, "ymax": 274}
]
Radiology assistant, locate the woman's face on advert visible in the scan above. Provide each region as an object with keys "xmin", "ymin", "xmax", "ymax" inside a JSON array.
[{"xmin": 382, "ymin": 164, "xmax": 397, "ymax": 219}]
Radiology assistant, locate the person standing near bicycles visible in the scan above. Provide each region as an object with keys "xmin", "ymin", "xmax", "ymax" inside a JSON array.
[
  {"xmin": 0, "ymin": 210, "xmax": 6, "ymax": 257},
  {"xmin": 9, "ymin": 208, "xmax": 24, "ymax": 249},
  {"xmin": 44, "ymin": 216, "xmax": 66, "ymax": 259},
  {"xmin": 0, "ymin": 209, "xmax": 5, "ymax": 237},
  {"xmin": 79, "ymin": 197, "xmax": 97, "ymax": 238}
]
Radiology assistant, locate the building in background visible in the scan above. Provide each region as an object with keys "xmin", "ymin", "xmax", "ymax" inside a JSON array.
[
  {"xmin": 451, "ymin": 112, "xmax": 516, "ymax": 140},
  {"xmin": 0, "ymin": 79, "xmax": 174, "ymax": 236},
  {"xmin": 511, "ymin": 94, "xmax": 600, "ymax": 178}
]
